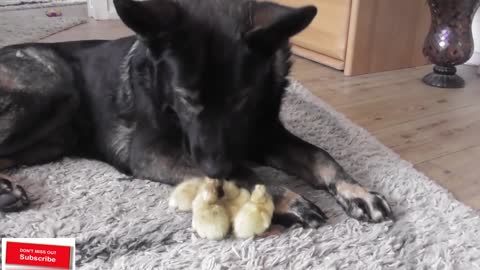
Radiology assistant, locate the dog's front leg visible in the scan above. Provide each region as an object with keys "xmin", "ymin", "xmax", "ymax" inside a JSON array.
[
  {"xmin": 128, "ymin": 132, "xmax": 204, "ymax": 185},
  {"xmin": 229, "ymin": 167, "xmax": 327, "ymax": 228},
  {"xmin": 262, "ymin": 125, "xmax": 393, "ymax": 223}
]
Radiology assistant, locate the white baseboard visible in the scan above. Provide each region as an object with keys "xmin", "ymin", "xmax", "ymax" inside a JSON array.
[{"xmin": 466, "ymin": 51, "xmax": 480, "ymax": 66}]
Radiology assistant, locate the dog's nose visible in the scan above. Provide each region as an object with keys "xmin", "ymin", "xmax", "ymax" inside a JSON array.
[{"xmin": 201, "ymin": 160, "xmax": 232, "ymax": 179}]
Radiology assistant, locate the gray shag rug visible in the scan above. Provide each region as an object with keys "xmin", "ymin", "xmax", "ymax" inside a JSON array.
[
  {"xmin": 0, "ymin": 10, "xmax": 86, "ymax": 48},
  {"xmin": 1, "ymin": 80, "xmax": 480, "ymax": 269},
  {"xmin": 0, "ymin": 0, "xmax": 86, "ymax": 11}
]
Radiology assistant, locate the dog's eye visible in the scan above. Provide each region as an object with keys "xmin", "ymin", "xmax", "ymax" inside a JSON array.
[
  {"xmin": 232, "ymin": 95, "xmax": 249, "ymax": 111},
  {"xmin": 174, "ymin": 86, "xmax": 200, "ymax": 104},
  {"xmin": 179, "ymin": 95, "xmax": 195, "ymax": 105},
  {"xmin": 179, "ymin": 96, "xmax": 204, "ymax": 114}
]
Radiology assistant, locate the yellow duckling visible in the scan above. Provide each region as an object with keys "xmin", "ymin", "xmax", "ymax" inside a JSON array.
[
  {"xmin": 219, "ymin": 180, "xmax": 251, "ymax": 219},
  {"xmin": 233, "ymin": 184, "xmax": 274, "ymax": 239},
  {"xmin": 169, "ymin": 177, "xmax": 205, "ymax": 211},
  {"xmin": 192, "ymin": 178, "xmax": 230, "ymax": 240}
]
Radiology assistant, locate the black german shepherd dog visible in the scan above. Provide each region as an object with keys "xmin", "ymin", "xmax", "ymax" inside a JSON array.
[{"xmin": 0, "ymin": 0, "xmax": 392, "ymax": 226}]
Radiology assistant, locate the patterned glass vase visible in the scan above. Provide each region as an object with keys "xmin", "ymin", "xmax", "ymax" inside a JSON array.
[{"xmin": 423, "ymin": 0, "xmax": 480, "ymax": 88}]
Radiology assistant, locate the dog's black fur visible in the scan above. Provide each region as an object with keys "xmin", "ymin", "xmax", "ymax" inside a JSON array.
[{"xmin": 0, "ymin": 0, "xmax": 392, "ymax": 225}]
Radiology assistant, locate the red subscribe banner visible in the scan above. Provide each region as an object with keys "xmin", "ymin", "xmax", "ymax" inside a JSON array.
[{"xmin": 5, "ymin": 241, "xmax": 72, "ymax": 269}]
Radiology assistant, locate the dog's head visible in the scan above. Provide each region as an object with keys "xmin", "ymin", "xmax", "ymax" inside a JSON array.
[{"xmin": 114, "ymin": 0, "xmax": 316, "ymax": 178}]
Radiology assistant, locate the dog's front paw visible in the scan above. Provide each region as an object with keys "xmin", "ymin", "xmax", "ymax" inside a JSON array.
[
  {"xmin": 0, "ymin": 176, "xmax": 30, "ymax": 212},
  {"xmin": 332, "ymin": 182, "xmax": 392, "ymax": 223},
  {"xmin": 271, "ymin": 187, "xmax": 327, "ymax": 228}
]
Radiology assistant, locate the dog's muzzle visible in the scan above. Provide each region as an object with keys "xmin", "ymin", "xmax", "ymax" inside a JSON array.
[{"xmin": 200, "ymin": 158, "xmax": 233, "ymax": 179}]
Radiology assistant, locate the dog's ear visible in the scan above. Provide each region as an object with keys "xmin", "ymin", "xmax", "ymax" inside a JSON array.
[
  {"xmin": 244, "ymin": 2, "xmax": 317, "ymax": 54},
  {"xmin": 113, "ymin": 0, "xmax": 182, "ymax": 39}
]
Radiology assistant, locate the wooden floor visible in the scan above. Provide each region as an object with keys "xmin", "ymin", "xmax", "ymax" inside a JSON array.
[{"xmin": 41, "ymin": 20, "xmax": 480, "ymax": 209}]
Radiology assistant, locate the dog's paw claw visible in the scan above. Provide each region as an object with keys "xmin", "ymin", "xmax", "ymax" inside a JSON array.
[
  {"xmin": 337, "ymin": 190, "xmax": 393, "ymax": 223},
  {"xmin": 273, "ymin": 193, "xmax": 327, "ymax": 228},
  {"xmin": 0, "ymin": 178, "xmax": 30, "ymax": 212}
]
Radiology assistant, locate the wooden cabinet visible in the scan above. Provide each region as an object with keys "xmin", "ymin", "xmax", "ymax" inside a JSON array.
[{"xmin": 275, "ymin": 0, "xmax": 432, "ymax": 76}]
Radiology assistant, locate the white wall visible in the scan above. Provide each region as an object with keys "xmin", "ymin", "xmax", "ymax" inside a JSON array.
[
  {"xmin": 87, "ymin": 0, "xmax": 119, "ymax": 20},
  {"xmin": 467, "ymin": 9, "xmax": 480, "ymax": 66}
]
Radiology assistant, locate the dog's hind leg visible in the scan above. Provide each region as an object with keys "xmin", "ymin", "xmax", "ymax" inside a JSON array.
[
  {"xmin": 0, "ymin": 150, "xmax": 28, "ymax": 213},
  {"xmin": 261, "ymin": 125, "xmax": 393, "ymax": 223},
  {"xmin": 0, "ymin": 139, "xmax": 71, "ymax": 213},
  {"xmin": 0, "ymin": 93, "xmax": 32, "ymax": 212},
  {"xmin": 0, "ymin": 154, "xmax": 30, "ymax": 213},
  {"xmin": 0, "ymin": 173, "xmax": 29, "ymax": 212},
  {"xmin": 0, "ymin": 46, "xmax": 80, "ymax": 212},
  {"xmin": 0, "ymin": 158, "xmax": 15, "ymax": 170}
]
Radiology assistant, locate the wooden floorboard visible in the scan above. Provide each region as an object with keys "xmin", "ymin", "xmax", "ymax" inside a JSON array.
[{"xmin": 374, "ymin": 104, "xmax": 480, "ymax": 164}]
